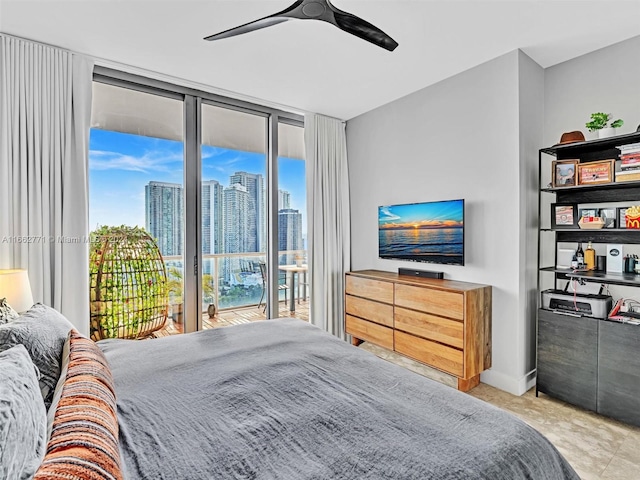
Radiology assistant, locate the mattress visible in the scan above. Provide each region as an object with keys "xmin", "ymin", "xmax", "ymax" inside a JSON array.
[{"xmin": 98, "ymin": 318, "xmax": 578, "ymax": 480}]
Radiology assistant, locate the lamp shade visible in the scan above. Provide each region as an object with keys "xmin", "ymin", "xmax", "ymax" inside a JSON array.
[{"xmin": 0, "ymin": 269, "xmax": 34, "ymax": 313}]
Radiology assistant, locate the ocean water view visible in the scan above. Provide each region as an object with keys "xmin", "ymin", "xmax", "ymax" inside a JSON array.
[{"xmin": 379, "ymin": 227, "xmax": 463, "ymax": 261}]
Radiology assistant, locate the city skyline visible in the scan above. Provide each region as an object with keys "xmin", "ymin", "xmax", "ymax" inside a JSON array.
[
  {"xmin": 144, "ymin": 177, "xmax": 302, "ymax": 258},
  {"xmin": 145, "ymin": 176, "xmax": 303, "ymax": 283},
  {"xmin": 89, "ymin": 129, "xmax": 307, "ymax": 232}
]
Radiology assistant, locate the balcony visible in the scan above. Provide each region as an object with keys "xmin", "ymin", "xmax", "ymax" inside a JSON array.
[
  {"xmin": 155, "ymin": 250, "xmax": 308, "ymax": 337},
  {"xmin": 153, "ymin": 301, "xmax": 309, "ymax": 337}
]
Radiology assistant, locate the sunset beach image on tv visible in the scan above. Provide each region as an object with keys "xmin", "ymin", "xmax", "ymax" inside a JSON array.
[{"xmin": 378, "ymin": 199, "xmax": 464, "ymax": 266}]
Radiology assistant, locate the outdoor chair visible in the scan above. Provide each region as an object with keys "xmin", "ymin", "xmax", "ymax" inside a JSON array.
[{"xmin": 256, "ymin": 261, "xmax": 288, "ymax": 312}]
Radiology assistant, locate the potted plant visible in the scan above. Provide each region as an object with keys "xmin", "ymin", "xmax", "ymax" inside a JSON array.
[
  {"xmin": 203, "ymin": 276, "xmax": 217, "ymax": 319},
  {"xmin": 585, "ymin": 112, "xmax": 624, "ymax": 139},
  {"xmin": 166, "ymin": 267, "xmax": 216, "ymax": 333},
  {"xmin": 166, "ymin": 267, "xmax": 184, "ymax": 332}
]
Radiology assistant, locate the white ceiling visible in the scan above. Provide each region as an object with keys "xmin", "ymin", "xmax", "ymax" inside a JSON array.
[{"xmin": 1, "ymin": 0, "xmax": 639, "ymax": 120}]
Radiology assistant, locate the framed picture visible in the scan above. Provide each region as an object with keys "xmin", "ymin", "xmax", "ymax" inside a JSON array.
[
  {"xmin": 551, "ymin": 203, "xmax": 579, "ymax": 229},
  {"xmin": 552, "ymin": 159, "xmax": 579, "ymax": 187},
  {"xmin": 618, "ymin": 207, "xmax": 630, "ymax": 229},
  {"xmin": 599, "ymin": 208, "xmax": 617, "ymax": 228},
  {"xmin": 578, "ymin": 159, "xmax": 615, "ymax": 185},
  {"xmin": 579, "ymin": 208, "xmax": 598, "ymax": 219}
]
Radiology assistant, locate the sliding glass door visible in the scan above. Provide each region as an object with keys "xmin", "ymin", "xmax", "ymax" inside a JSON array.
[
  {"xmin": 89, "ymin": 70, "xmax": 305, "ymax": 337},
  {"xmin": 200, "ymin": 103, "xmax": 268, "ymax": 324},
  {"xmin": 277, "ymin": 122, "xmax": 308, "ymax": 318},
  {"xmin": 89, "ymin": 81, "xmax": 185, "ymax": 338}
]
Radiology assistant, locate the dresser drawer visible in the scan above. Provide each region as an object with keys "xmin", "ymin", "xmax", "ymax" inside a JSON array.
[
  {"xmin": 346, "ymin": 275, "xmax": 394, "ymax": 304},
  {"xmin": 345, "ymin": 295, "xmax": 393, "ymax": 327},
  {"xmin": 346, "ymin": 315, "xmax": 394, "ymax": 350},
  {"xmin": 394, "ymin": 307, "xmax": 463, "ymax": 349},
  {"xmin": 395, "ymin": 284, "xmax": 463, "ymax": 321},
  {"xmin": 395, "ymin": 330, "xmax": 463, "ymax": 377}
]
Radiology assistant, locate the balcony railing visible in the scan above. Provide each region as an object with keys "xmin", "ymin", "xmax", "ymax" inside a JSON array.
[{"xmin": 162, "ymin": 250, "xmax": 307, "ymax": 312}]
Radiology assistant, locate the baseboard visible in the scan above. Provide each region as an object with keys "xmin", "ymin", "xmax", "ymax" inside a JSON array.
[{"xmin": 480, "ymin": 368, "xmax": 536, "ymax": 396}]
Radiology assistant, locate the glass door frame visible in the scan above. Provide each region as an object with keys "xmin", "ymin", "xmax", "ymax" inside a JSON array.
[{"xmin": 93, "ymin": 67, "xmax": 304, "ymax": 331}]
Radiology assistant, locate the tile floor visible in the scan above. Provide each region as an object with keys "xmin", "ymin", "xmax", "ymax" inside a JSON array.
[{"xmin": 359, "ymin": 342, "xmax": 640, "ymax": 480}]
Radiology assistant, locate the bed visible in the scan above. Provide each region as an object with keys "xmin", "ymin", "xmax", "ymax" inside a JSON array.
[
  {"xmin": 93, "ymin": 318, "xmax": 578, "ymax": 480},
  {"xmin": 1, "ymin": 305, "xmax": 578, "ymax": 479}
]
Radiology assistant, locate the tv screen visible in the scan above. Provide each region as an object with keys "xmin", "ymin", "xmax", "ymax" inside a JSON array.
[{"xmin": 378, "ymin": 199, "xmax": 464, "ymax": 266}]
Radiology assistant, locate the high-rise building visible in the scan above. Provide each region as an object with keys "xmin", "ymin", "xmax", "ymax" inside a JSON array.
[
  {"xmin": 229, "ymin": 172, "xmax": 264, "ymax": 252},
  {"xmin": 202, "ymin": 180, "xmax": 223, "ymax": 255},
  {"xmin": 223, "ymin": 183, "xmax": 257, "ymax": 282},
  {"xmin": 279, "ymin": 208, "xmax": 303, "ymax": 264},
  {"xmin": 278, "ymin": 189, "xmax": 291, "ymax": 210},
  {"xmin": 145, "ymin": 181, "xmax": 183, "ymax": 256},
  {"xmin": 223, "ymin": 183, "xmax": 257, "ymax": 254},
  {"xmin": 146, "ymin": 180, "xmax": 224, "ymax": 259}
]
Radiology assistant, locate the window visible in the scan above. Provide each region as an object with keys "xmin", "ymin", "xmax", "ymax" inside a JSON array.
[{"xmin": 89, "ymin": 69, "xmax": 305, "ymax": 337}]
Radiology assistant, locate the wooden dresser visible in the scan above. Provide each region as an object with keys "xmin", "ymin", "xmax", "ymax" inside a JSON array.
[{"xmin": 345, "ymin": 270, "xmax": 492, "ymax": 391}]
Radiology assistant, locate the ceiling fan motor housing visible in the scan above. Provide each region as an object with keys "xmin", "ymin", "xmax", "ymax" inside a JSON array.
[{"xmin": 301, "ymin": 2, "xmax": 326, "ymax": 18}]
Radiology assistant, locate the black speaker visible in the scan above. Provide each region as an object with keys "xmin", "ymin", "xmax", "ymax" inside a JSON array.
[{"xmin": 398, "ymin": 267, "xmax": 444, "ymax": 279}]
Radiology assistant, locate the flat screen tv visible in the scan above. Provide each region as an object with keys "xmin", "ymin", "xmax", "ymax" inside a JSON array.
[{"xmin": 378, "ymin": 199, "xmax": 464, "ymax": 266}]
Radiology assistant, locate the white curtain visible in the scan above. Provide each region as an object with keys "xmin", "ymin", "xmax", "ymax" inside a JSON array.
[
  {"xmin": 0, "ymin": 35, "xmax": 94, "ymax": 336},
  {"xmin": 305, "ymin": 114, "xmax": 351, "ymax": 340}
]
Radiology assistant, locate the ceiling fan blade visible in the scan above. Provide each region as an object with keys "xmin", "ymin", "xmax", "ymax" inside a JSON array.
[
  {"xmin": 330, "ymin": 8, "xmax": 398, "ymax": 51},
  {"xmin": 204, "ymin": 16, "xmax": 290, "ymax": 41},
  {"xmin": 203, "ymin": 0, "xmax": 398, "ymax": 52}
]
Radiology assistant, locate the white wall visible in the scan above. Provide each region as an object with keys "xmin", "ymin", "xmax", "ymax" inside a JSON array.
[
  {"xmin": 347, "ymin": 50, "xmax": 543, "ymax": 394},
  {"xmin": 346, "ymin": 35, "xmax": 640, "ymax": 395},
  {"xmin": 544, "ymin": 35, "xmax": 640, "ymax": 147},
  {"xmin": 517, "ymin": 51, "xmax": 544, "ymax": 389}
]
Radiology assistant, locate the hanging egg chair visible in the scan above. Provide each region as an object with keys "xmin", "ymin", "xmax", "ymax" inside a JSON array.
[{"xmin": 90, "ymin": 225, "xmax": 168, "ymax": 341}]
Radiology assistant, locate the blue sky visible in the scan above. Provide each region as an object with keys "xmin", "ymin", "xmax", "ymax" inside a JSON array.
[
  {"xmin": 89, "ymin": 129, "xmax": 306, "ymax": 231},
  {"xmin": 379, "ymin": 199, "xmax": 463, "ymax": 229}
]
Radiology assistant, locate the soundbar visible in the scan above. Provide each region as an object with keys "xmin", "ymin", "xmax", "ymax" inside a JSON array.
[{"xmin": 398, "ymin": 267, "xmax": 444, "ymax": 279}]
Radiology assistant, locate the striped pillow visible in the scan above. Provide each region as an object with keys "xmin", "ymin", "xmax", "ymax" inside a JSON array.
[{"xmin": 34, "ymin": 330, "xmax": 123, "ymax": 480}]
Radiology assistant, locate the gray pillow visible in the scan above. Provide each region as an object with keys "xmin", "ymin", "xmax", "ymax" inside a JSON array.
[
  {"xmin": 0, "ymin": 303, "xmax": 74, "ymax": 409},
  {"xmin": 0, "ymin": 297, "xmax": 19, "ymax": 324},
  {"xmin": 0, "ymin": 344, "xmax": 47, "ymax": 480}
]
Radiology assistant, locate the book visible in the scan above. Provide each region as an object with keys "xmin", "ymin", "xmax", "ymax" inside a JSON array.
[
  {"xmin": 621, "ymin": 153, "xmax": 640, "ymax": 162},
  {"xmin": 615, "ymin": 170, "xmax": 640, "ymax": 182},
  {"xmin": 619, "ymin": 143, "xmax": 640, "ymax": 154},
  {"xmin": 621, "ymin": 150, "xmax": 640, "ymax": 157},
  {"xmin": 620, "ymin": 154, "xmax": 640, "ymax": 171},
  {"xmin": 619, "ymin": 142, "xmax": 640, "ymax": 149}
]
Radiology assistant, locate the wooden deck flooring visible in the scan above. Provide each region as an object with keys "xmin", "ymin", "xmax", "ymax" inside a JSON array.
[{"xmin": 153, "ymin": 300, "xmax": 309, "ymax": 337}]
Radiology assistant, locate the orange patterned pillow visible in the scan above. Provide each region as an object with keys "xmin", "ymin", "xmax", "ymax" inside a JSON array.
[{"xmin": 34, "ymin": 330, "xmax": 123, "ymax": 480}]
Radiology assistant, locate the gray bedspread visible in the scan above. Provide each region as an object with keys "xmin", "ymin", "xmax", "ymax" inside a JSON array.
[{"xmin": 98, "ymin": 318, "xmax": 579, "ymax": 480}]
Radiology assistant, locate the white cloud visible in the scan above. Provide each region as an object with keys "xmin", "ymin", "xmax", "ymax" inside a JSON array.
[
  {"xmin": 89, "ymin": 149, "xmax": 183, "ymax": 173},
  {"xmin": 379, "ymin": 206, "xmax": 400, "ymax": 221},
  {"xmin": 203, "ymin": 154, "xmax": 248, "ymax": 174}
]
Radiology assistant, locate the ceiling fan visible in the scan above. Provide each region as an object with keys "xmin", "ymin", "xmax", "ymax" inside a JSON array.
[{"xmin": 203, "ymin": 0, "xmax": 398, "ymax": 52}]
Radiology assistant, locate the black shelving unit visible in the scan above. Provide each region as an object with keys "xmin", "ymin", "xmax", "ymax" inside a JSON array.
[
  {"xmin": 538, "ymin": 130, "xmax": 640, "ymax": 288},
  {"xmin": 541, "ymin": 180, "xmax": 640, "ymax": 193},
  {"xmin": 538, "ymin": 267, "xmax": 640, "ymax": 287},
  {"xmin": 540, "ymin": 131, "xmax": 640, "ymax": 158},
  {"xmin": 536, "ymin": 131, "xmax": 640, "ymax": 427}
]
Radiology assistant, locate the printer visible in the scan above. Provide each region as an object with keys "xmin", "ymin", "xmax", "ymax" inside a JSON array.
[{"xmin": 541, "ymin": 289, "xmax": 612, "ymax": 319}]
